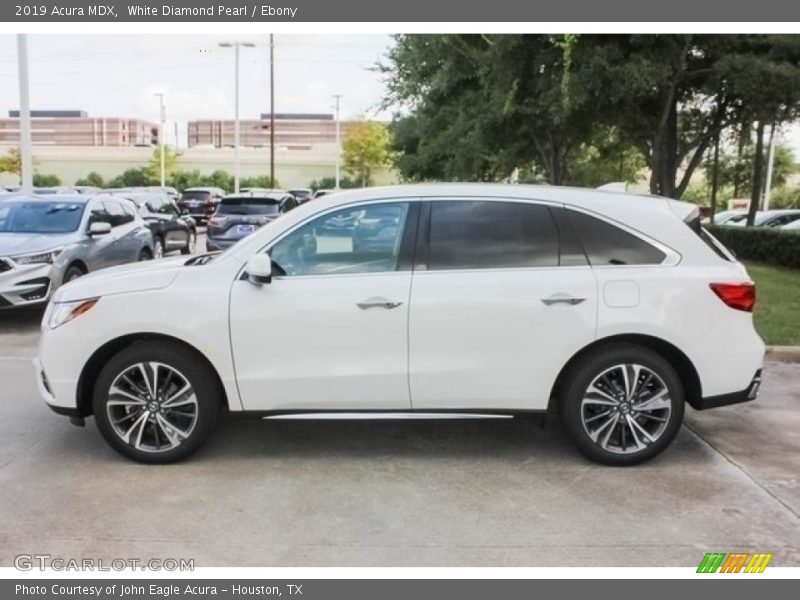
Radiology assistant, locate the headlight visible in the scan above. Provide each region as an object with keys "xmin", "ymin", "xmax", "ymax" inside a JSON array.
[
  {"xmin": 48, "ymin": 298, "xmax": 99, "ymax": 330},
  {"xmin": 12, "ymin": 247, "xmax": 63, "ymax": 265}
]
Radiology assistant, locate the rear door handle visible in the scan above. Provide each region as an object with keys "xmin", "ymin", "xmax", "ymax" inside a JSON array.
[
  {"xmin": 541, "ymin": 295, "xmax": 586, "ymax": 306},
  {"xmin": 357, "ymin": 297, "xmax": 404, "ymax": 310}
]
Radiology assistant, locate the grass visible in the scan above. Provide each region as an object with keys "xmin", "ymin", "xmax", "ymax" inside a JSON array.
[{"xmin": 744, "ymin": 261, "xmax": 800, "ymax": 346}]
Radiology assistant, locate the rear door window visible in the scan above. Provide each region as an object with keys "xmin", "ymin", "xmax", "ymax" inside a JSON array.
[{"xmin": 427, "ymin": 200, "xmax": 559, "ymax": 270}]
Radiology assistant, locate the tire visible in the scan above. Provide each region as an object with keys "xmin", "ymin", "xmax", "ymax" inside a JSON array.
[
  {"xmin": 153, "ymin": 236, "xmax": 164, "ymax": 259},
  {"xmin": 181, "ymin": 230, "xmax": 196, "ymax": 255},
  {"xmin": 138, "ymin": 248, "xmax": 152, "ymax": 261},
  {"xmin": 62, "ymin": 264, "xmax": 86, "ymax": 283},
  {"xmin": 92, "ymin": 341, "xmax": 222, "ymax": 464},
  {"xmin": 558, "ymin": 344, "xmax": 685, "ymax": 466}
]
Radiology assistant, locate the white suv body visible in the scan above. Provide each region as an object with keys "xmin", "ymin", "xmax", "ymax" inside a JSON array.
[{"xmin": 35, "ymin": 184, "xmax": 764, "ymax": 465}]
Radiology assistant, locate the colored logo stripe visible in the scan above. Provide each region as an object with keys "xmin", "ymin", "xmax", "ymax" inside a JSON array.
[
  {"xmin": 697, "ymin": 552, "xmax": 772, "ymax": 573},
  {"xmin": 744, "ymin": 553, "xmax": 773, "ymax": 573},
  {"xmin": 697, "ymin": 553, "xmax": 727, "ymax": 573}
]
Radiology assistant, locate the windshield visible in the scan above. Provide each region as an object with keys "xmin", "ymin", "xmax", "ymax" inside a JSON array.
[
  {"xmin": 0, "ymin": 201, "xmax": 86, "ymax": 234},
  {"xmin": 217, "ymin": 198, "xmax": 280, "ymax": 216}
]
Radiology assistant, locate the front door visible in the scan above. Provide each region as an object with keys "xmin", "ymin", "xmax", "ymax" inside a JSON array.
[{"xmin": 229, "ymin": 201, "xmax": 417, "ymax": 411}]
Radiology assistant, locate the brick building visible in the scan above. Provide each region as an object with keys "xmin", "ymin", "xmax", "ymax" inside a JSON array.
[{"xmin": 0, "ymin": 110, "xmax": 158, "ymax": 147}]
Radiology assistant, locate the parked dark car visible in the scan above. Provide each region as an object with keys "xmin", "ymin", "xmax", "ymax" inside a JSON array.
[
  {"xmin": 177, "ymin": 187, "xmax": 226, "ymax": 224},
  {"xmin": 206, "ymin": 191, "xmax": 297, "ymax": 252},
  {"xmin": 118, "ymin": 192, "xmax": 197, "ymax": 258},
  {"xmin": 288, "ymin": 188, "xmax": 313, "ymax": 205}
]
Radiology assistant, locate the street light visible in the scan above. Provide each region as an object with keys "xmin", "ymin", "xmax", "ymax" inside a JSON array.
[
  {"xmin": 154, "ymin": 93, "xmax": 166, "ymax": 188},
  {"xmin": 333, "ymin": 94, "xmax": 342, "ymax": 190},
  {"xmin": 219, "ymin": 41, "xmax": 256, "ymax": 193},
  {"xmin": 16, "ymin": 34, "xmax": 33, "ymax": 194}
]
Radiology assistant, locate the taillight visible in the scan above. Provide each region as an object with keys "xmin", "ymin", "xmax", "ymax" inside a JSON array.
[
  {"xmin": 709, "ymin": 282, "xmax": 756, "ymax": 312},
  {"xmin": 207, "ymin": 216, "xmax": 227, "ymax": 228}
]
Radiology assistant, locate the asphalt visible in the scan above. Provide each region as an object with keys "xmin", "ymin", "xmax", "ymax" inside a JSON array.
[{"xmin": 0, "ymin": 244, "xmax": 798, "ymax": 568}]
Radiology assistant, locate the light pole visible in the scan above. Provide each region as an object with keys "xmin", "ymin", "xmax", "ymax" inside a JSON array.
[
  {"xmin": 269, "ymin": 34, "xmax": 275, "ymax": 188},
  {"xmin": 154, "ymin": 93, "xmax": 166, "ymax": 188},
  {"xmin": 333, "ymin": 94, "xmax": 342, "ymax": 190},
  {"xmin": 219, "ymin": 41, "xmax": 255, "ymax": 193},
  {"xmin": 16, "ymin": 34, "xmax": 33, "ymax": 194}
]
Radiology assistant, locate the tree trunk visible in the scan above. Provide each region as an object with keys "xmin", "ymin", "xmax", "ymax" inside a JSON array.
[
  {"xmin": 649, "ymin": 96, "xmax": 678, "ymax": 198},
  {"xmin": 746, "ymin": 121, "xmax": 765, "ymax": 227},
  {"xmin": 710, "ymin": 133, "xmax": 720, "ymax": 222}
]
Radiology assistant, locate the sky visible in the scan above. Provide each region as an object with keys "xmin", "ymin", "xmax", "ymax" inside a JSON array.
[{"xmin": 0, "ymin": 34, "xmax": 395, "ymax": 146}]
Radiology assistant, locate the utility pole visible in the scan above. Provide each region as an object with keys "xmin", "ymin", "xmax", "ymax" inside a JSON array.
[
  {"xmin": 16, "ymin": 34, "xmax": 33, "ymax": 194},
  {"xmin": 154, "ymin": 93, "xmax": 166, "ymax": 188},
  {"xmin": 763, "ymin": 123, "xmax": 777, "ymax": 212},
  {"xmin": 269, "ymin": 34, "xmax": 275, "ymax": 188},
  {"xmin": 709, "ymin": 133, "xmax": 720, "ymax": 224},
  {"xmin": 333, "ymin": 94, "xmax": 341, "ymax": 189}
]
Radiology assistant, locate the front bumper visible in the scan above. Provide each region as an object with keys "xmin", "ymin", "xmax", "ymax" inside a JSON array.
[
  {"xmin": 695, "ymin": 369, "xmax": 762, "ymax": 410},
  {"xmin": 0, "ymin": 262, "xmax": 54, "ymax": 308}
]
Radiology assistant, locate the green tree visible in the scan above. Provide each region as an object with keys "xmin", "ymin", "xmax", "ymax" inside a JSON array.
[
  {"xmin": 32, "ymin": 173, "xmax": 61, "ymax": 187},
  {"xmin": 144, "ymin": 146, "xmax": 180, "ymax": 184},
  {"xmin": 342, "ymin": 121, "xmax": 391, "ymax": 186},
  {"xmin": 309, "ymin": 176, "xmax": 359, "ymax": 191},
  {"xmin": 75, "ymin": 171, "xmax": 105, "ymax": 187},
  {"xmin": 0, "ymin": 148, "xmax": 22, "ymax": 176},
  {"xmin": 240, "ymin": 175, "xmax": 279, "ymax": 189},
  {"xmin": 109, "ymin": 167, "xmax": 150, "ymax": 188}
]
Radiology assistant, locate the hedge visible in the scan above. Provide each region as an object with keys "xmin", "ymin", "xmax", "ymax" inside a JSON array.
[{"xmin": 707, "ymin": 225, "xmax": 800, "ymax": 270}]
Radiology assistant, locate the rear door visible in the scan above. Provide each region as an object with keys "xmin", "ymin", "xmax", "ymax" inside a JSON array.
[
  {"xmin": 104, "ymin": 200, "xmax": 140, "ymax": 263},
  {"xmin": 408, "ymin": 199, "xmax": 598, "ymax": 411}
]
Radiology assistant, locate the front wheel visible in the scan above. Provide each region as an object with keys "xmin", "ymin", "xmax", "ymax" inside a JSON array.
[
  {"xmin": 93, "ymin": 341, "xmax": 222, "ymax": 463},
  {"xmin": 558, "ymin": 344, "xmax": 685, "ymax": 466}
]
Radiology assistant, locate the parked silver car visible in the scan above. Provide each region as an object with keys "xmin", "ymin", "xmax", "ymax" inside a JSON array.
[{"xmin": 0, "ymin": 194, "xmax": 153, "ymax": 309}]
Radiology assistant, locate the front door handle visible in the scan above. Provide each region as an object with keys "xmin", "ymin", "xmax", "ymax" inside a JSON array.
[
  {"xmin": 541, "ymin": 295, "xmax": 586, "ymax": 306},
  {"xmin": 357, "ymin": 297, "xmax": 404, "ymax": 310}
]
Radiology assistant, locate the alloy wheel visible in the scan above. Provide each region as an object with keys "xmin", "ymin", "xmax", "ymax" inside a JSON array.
[
  {"xmin": 580, "ymin": 363, "xmax": 672, "ymax": 455},
  {"xmin": 105, "ymin": 362, "xmax": 198, "ymax": 453}
]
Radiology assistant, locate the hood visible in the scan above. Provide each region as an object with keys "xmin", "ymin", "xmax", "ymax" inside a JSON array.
[
  {"xmin": 53, "ymin": 256, "xmax": 187, "ymax": 303},
  {"xmin": 0, "ymin": 232, "xmax": 78, "ymax": 257}
]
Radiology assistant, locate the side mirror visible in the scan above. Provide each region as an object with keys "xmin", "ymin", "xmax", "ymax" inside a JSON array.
[
  {"xmin": 88, "ymin": 221, "xmax": 112, "ymax": 236},
  {"xmin": 244, "ymin": 254, "xmax": 272, "ymax": 286}
]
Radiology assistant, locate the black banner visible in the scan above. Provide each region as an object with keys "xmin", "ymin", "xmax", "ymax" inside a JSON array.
[{"xmin": 4, "ymin": 0, "xmax": 800, "ymax": 22}]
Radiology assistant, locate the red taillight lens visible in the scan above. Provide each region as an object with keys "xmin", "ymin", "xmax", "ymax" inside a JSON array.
[
  {"xmin": 709, "ymin": 282, "xmax": 756, "ymax": 312},
  {"xmin": 207, "ymin": 216, "xmax": 226, "ymax": 228}
]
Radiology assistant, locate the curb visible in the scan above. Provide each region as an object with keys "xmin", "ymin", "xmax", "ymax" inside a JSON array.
[{"xmin": 765, "ymin": 346, "xmax": 800, "ymax": 364}]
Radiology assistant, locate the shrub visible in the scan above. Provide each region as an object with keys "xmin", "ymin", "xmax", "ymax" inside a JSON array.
[
  {"xmin": 32, "ymin": 173, "xmax": 61, "ymax": 186},
  {"xmin": 708, "ymin": 225, "xmax": 800, "ymax": 270}
]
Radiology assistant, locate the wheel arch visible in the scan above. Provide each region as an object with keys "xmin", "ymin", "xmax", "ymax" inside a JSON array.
[
  {"xmin": 75, "ymin": 332, "xmax": 230, "ymax": 417},
  {"xmin": 548, "ymin": 334, "xmax": 703, "ymax": 411}
]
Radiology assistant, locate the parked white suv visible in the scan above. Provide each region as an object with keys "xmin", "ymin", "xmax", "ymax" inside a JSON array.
[{"xmin": 35, "ymin": 184, "xmax": 765, "ymax": 465}]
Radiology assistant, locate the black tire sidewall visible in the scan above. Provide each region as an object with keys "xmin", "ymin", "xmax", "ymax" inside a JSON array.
[
  {"xmin": 92, "ymin": 341, "xmax": 221, "ymax": 464},
  {"xmin": 62, "ymin": 265, "xmax": 85, "ymax": 283},
  {"xmin": 559, "ymin": 344, "xmax": 685, "ymax": 466}
]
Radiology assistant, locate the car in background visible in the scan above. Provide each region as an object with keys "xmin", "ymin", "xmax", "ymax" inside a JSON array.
[
  {"xmin": 313, "ymin": 188, "xmax": 335, "ymax": 200},
  {"xmin": 781, "ymin": 218, "xmax": 800, "ymax": 231},
  {"xmin": 177, "ymin": 187, "xmax": 226, "ymax": 224},
  {"xmin": 33, "ymin": 187, "xmax": 78, "ymax": 195},
  {"xmin": 288, "ymin": 188, "xmax": 313, "ymax": 205},
  {"xmin": 701, "ymin": 210, "xmax": 746, "ymax": 225},
  {"xmin": 727, "ymin": 209, "xmax": 800, "ymax": 228},
  {"xmin": 116, "ymin": 192, "xmax": 197, "ymax": 258},
  {"xmin": 206, "ymin": 191, "xmax": 297, "ymax": 252},
  {"xmin": 0, "ymin": 194, "xmax": 153, "ymax": 309}
]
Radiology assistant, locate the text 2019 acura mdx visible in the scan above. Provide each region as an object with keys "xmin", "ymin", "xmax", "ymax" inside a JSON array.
[{"xmin": 35, "ymin": 184, "xmax": 764, "ymax": 465}]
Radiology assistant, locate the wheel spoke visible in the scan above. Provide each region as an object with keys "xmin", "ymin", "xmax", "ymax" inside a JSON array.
[
  {"xmin": 108, "ymin": 386, "xmax": 146, "ymax": 405},
  {"xmin": 584, "ymin": 409, "xmax": 614, "ymax": 424},
  {"xmin": 120, "ymin": 412, "xmax": 148, "ymax": 444},
  {"xmin": 137, "ymin": 363, "xmax": 155, "ymax": 398},
  {"xmin": 583, "ymin": 384, "xmax": 619, "ymax": 406},
  {"xmin": 589, "ymin": 412, "xmax": 618, "ymax": 443},
  {"xmin": 162, "ymin": 383, "xmax": 195, "ymax": 408},
  {"xmin": 627, "ymin": 414, "xmax": 657, "ymax": 444},
  {"xmin": 634, "ymin": 389, "xmax": 671, "ymax": 412},
  {"xmin": 156, "ymin": 413, "xmax": 190, "ymax": 442}
]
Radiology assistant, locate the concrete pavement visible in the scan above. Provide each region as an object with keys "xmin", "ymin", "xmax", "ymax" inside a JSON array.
[{"xmin": 0, "ymin": 307, "xmax": 798, "ymax": 568}]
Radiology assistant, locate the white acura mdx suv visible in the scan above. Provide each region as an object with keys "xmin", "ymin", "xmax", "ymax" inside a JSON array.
[{"xmin": 35, "ymin": 184, "xmax": 764, "ymax": 465}]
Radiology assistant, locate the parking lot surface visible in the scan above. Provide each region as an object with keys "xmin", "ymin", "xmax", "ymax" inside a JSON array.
[{"xmin": 1, "ymin": 257, "xmax": 799, "ymax": 567}]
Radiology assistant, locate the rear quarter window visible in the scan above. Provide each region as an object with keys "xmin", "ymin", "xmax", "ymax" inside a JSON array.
[{"xmin": 567, "ymin": 210, "xmax": 666, "ymax": 266}]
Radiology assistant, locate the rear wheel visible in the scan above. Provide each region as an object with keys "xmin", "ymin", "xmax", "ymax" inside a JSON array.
[
  {"xmin": 181, "ymin": 230, "xmax": 196, "ymax": 255},
  {"xmin": 138, "ymin": 248, "xmax": 152, "ymax": 261},
  {"xmin": 558, "ymin": 344, "xmax": 685, "ymax": 466},
  {"xmin": 93, "ymin": 341, "xmax": 222, "ymax": 463}
]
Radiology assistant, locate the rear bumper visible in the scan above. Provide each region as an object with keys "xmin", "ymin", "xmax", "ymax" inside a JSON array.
[{"xmin": 694, "ymin": 369, "xmax": 762, "ymax": 410}]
